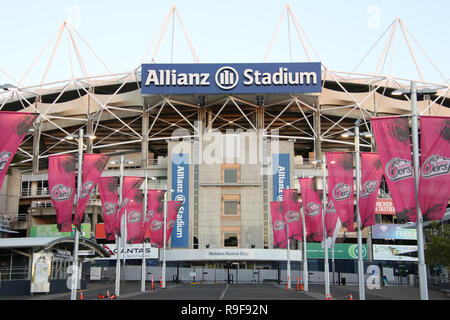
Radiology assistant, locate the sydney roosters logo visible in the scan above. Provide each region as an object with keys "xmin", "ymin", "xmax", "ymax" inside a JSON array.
[
  {"xmin": 167, "ymin": 219, "xmax": 175, "ymax": 229},
  {"xmin": 150, "ymin": 220, "xmax": 163, "ymax": 231},
  {"xmin": 104, "ymin": 202, "xmax": 116, "ymax": 216},
  {"xmin": 0, "ymin": 151, "xmax": 12, "ymax": 172},
  {"xmin": 360, "ymin": 180, "xmax": 378, "ymax": 198},
  {"xmin": 326, "ymin": 200, "xmax": 336, "ymax": 214},
  {"xmin": 421, "ymin": 154, "xmax": 450, "ymax": 178},
  {"xmin": 306, "ymin": 202, "xmax": 320, "ymax": 217},
  {"xmin": 274, "ymin": 220, "xmax": 285, "ymax": 231},
  {"xmin": 333, "ymin": 183, "xmax": 352, "ymax": 200},
  {"xmin": 79, "ymin": 181, "xmax": 94, "ymax": 199},
  {"xmin": 285, "ymin": 210, "xmax": 300, "ymax": 222},
  {"xmin": 128, "ymin": 211, "xmax": 141, "ymax": 224},
  {"xmin": 385, "ymin": 157, "xmax": 412, "ymax": 181},
  {"xmin": 51, "ymin": 184, "xmax": 73, "ymax": 201}
]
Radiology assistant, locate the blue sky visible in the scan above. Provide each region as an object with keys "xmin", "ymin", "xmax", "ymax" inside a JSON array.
[{"xmin": 1, "ymin": 0, "xmax": 448, "ymax": 87}]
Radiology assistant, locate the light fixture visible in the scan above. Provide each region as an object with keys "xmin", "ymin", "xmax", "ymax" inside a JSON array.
[
  {"xmin": 0, "ymin": 83, "xmax": 19, "ymax": 91},
  {"xmin": 341, "ymin": 132, "xmax": 354, "ymax": 138},
  {"xmin": 65, "ymin": 134, "xmax": 76, "ymax": 140},
  {"xmin": 86, "ymin": 134, "xmax": 97, "ymax": 140}
]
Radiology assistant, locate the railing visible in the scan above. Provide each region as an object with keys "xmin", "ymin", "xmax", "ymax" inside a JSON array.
[{"xmin": 31, "ymin": 199, "xmax": 102, "ymax": 209}]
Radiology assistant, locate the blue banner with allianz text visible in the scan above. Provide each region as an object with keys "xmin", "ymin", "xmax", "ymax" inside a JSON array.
[{"xmin": 171, "ymin": 154, "xmax": 189, "ymax": 248}]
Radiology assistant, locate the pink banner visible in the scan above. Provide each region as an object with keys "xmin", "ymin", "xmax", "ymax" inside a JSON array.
[
  {"xmin": 0, "ymin": 111, "xmax": 38, "ymax": 190},
  {"xmin": 325, "ymin": 200, "xmax": 339, "ymax": 237},
  {"xmin": 371, "ymin": 117, "xmax": 416, "ymax": 222},
  {"xmin": 298, "ymin": 178, "xmax": 323, "ymax": 242},
  {"xmin": 98, "ymin": 177, "xmax": 119, "ymax": 241},
  {"xmin": 146, "ymin": 189, "xmax": 165, "ymax": 241},
  {"xmin": 126, "ymin": 188, "xmax": 145, "ymax": 244},
  {"xmin": 48, "ymin": 155, "xmax": 76, "ymax": 232},
  {"xmin": 326, "ymin": 152, "xmax": 355, "ymax": 232},
  {"xmin": 359, "ymin": 152, "xmax": 383, "ymax": 228},
  {"xmin": 164, "ymin": 201, "xmax": 183, "ymax": 247},
  {"xmin": 73, "ymin": 154, "xmax": 109, "ymax": 229},
  {"xmin": 419, "ymin": 116, "xmax": 450, "ymax": 221},
  {"xmin": 149, "ymin": 210, "xmax": 164, "ymax": 248},
  {"xmin": 282, "ymin": 189, "xmax": 302, "ymax": 239},
  {"xmin": 270, "ymin": 201, "xmax": 287, "ymax": 248},
  {"xmin": 116, "ymin": 176, "xmax": 144, "ymax": 236}
]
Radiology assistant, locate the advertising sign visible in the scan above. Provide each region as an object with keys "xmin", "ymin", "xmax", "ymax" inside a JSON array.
[
  {"xmin": 141, "ymin": 62, "xmax": 322, "ymax": 95},
  {"xmin": 31, "ymin": 252, "xmax": 53, "ymax": 294},
  {"xmin": 306, "ymin": 243, "xmax": 368, "ymax": 260},
  {"xmin": 30, "ymin": 223, "xmax": 91, "ymax": 238},
  {"xmin": 373, "ymin": 244, "xmax": 418, "ymax": 261},
  {"xmin": 372, "ymin": 224, "xmax": 417, "ymax": 240},
  {"xmin": 273, "ymin": 153, "xmax": 290, "ymax": 201},
  {"xmin": 171, "ymin": 153, "xmax": 190, "ymax": 248},
  {"xmin": 98, "ymin": 243, "xmax": 159, "ymax": 260},
  {"xmin": 375, "ymin": 198, "xmax": 396, "ymax": 215}
]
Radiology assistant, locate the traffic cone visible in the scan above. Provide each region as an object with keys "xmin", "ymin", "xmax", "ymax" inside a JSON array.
[
  {"xmin": 296, "ymin": 277, "xmax": 299, "ymax": 291},
  {"xmin": 159, "ymin": 275, "xmax": 163, "ymax": 288},
  {"xmin": 329, "ymin": 294, "xmax": 333, "ymax": 300},
  {"xmin": 300, "ymin": 277, "xmax": 304, "ymax": 291},
  {"xmin": 79, "ymin": 290, "xmax": 84, "ymax": 300},
  {"xmin": 106, "ymin": 289, "xmax": 110, "ymax": 299},
  {"xmin": 152, "ymin": 275, "xmax": 154, "ymax": 290},
  {"xmin": 349, "ymin": 294, "xmax": 353, "ymax": 300}
]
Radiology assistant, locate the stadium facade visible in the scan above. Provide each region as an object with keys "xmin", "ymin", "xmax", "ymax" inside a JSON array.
[{"xmin": 0, "ymin": 6, "xmax": 449, "ymax": 285}]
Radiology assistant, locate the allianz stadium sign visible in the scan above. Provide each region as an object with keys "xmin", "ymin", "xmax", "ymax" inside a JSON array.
[{"xmin": 141, "ymin": 62, "xmax": 321, "ymax": 95}]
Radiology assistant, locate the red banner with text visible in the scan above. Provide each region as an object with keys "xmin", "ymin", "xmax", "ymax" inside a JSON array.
[
  {"xmin": 359, "ymin": 152, "xmax": 383, "ymax": 228},
  {"xmin": 270, "ymin": 201, "xmax": 287, "ymax": 248},
  {"xmin": 298, "ymin": 177, "xmax": 323, "ymax": 242},
  {"xmin": 419, "ymin": 116, "xmax": 450, "ymax": 221},
  {"xmin": 326, "ymin": 152, "xmax": 355, "ymax": 232},
  {"xmin": 0, "ymin": 111, "xmax": 38, "ymax": 190},
  {"xmin": 48, "ymin": 155, "xmax": 77, "ymax": 232},
  {"xmin": 98, "ymin": 177, "xmax": 119, "ymax": 241},
  {"xmin": 371, "ymin": 117, "xmax": 416, "ymax": 222},
  {"xmin": 73, "ymin": 154, "xmax": 109, "ymax": 229}
]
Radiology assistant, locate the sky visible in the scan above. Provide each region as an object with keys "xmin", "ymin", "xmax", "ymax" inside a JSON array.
[{"xmin": 0, "ymin": 0, "xmax": 449, "ymax": 88}]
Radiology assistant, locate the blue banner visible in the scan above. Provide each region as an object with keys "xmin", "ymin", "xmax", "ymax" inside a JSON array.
[
  {"xmin": 273, "ymin": 154, "xmax": 290, "ymax": 201},
  {"xmin": 171, "ymin": 154, "xmax": 190, "ymax": 248},
  {"xmin": 372, "ymin": 224, "xmax": 417, "ymax": 240},
  {"xmin": 141, "ymin": 62, "xmax": 322, "ymax": 95}
]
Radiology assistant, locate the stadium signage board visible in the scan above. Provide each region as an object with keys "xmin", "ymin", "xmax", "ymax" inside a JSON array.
[{"xmin": 141, "ymin": 62, "xmax": 322, "ymax": 95}]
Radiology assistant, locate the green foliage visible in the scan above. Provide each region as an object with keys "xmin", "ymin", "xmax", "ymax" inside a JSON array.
[{"xmin": 425, "ymin": 221, "xmax": 450, "ymax": 269}]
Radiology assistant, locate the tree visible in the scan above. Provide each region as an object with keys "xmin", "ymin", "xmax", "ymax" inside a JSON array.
[{"xmin": 424, "ymin": 221, "xmax": 450, "ymax": 269}]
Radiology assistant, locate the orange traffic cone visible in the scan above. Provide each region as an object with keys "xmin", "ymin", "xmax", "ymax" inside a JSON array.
[
  {"xmin": 106, "ymin": 289, "xmax": 110, "ymax": 299},
  {"xmin": 300, "ymin": 277, "xmax": 304, "ymax": 291},
  {"xmin": 349, "ymin": 294, "xmax": 353, "ymax": 300},
  {"xmin": 152, "ymin": 275, "xmax": 154, "ymax": 290},
  {"xmin": 79, "ymin": 290, "xmax": 84, "ymax": 300},
  {"xmin": 329, "ymin": 294, "xmax": 333, "ymax": 300}
]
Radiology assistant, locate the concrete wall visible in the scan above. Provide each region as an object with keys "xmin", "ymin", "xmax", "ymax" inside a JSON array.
[{"xmin": 0, "ymin": 168, "xmax": 20, "ymax": 218}]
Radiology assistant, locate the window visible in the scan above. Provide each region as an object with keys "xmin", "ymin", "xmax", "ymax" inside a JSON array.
[
  {"xmin": 224, "ymin": 169, "xmax": 238, "ymax": 184},
  {"xmin": 224, "ymin": 200, "xmax": 239, "ymax": 216},
  {"xmin": 224, "ymin": 233, "xmax": 239, "ymax": 247},
  {"xmin": 221, "ymin": 164, "xmax": 240, "ymax": 184}
]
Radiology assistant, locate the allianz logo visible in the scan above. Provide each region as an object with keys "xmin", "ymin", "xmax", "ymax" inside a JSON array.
[{"xmin": 144, "ymin": 66, "xmax": 318, "ymax": 89}]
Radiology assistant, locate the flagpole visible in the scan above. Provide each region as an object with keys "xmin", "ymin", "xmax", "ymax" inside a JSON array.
[
  {"xmin": 300, "ymin": 207, "xmax": 308, "ymax": 291},
  {"xmin": 286, "ymin": 222, "xmax": 291, "ymax": 289},
  {"xmin": 355, "ymin": 120, "xmax": 366, "ymax": 300},
  {"xmin": 410, "ymin": 81, "xmax": 429, "ymax": 300},
  {"xmin": 70, "ymin": 128, "xmax": 83, "ymax": 300},
  {"xmin": 300, "ymin": 173, "xmax": 308, "ymax": 291},
  {"xmin": 162, "ymin": 185, "xmax": 168, "ymax": 289},
  {"xmin": 141, "ymin": 171, "xmax": 148, "ymax": 292},
  {"xmin": 321, "ymin": 155, "xmax": 330, "ymax": 298},
  {"xmin": 115, "ymin": 155, "xmax": 124, "ymax": 297}
]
